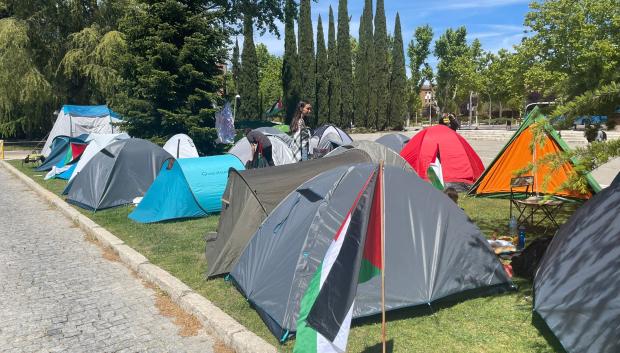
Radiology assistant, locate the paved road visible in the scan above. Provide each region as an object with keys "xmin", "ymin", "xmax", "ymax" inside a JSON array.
[{"xmin": 0, "ymin": 166, "xmax": 215, "ymax": 353}]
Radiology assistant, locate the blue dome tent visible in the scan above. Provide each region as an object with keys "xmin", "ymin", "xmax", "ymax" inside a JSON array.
[{"xmin": 129, "ymin": 154, "xmax": 245, "ymax": 223}]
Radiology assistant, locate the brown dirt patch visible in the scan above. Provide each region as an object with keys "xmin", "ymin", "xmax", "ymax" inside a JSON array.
[
  {"xmin": 83, "ymin": 232, "xmax": 120, "ymax": 262},
  {"xmin": 154, "ymin": 291, "xmax": 203, "ymax": 337},
  {"xmin": 213, "ymin": 339, "xmax": 236, "ymax": 353},
  {"xmin": 101, "ymin": 246, "xmax": 120, "ymax": 262}
]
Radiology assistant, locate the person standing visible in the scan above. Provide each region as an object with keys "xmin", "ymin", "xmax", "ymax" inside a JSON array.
[
  {"xmin": 290, "ymin": 100, "xmax": 312, "ymax": 160},
  {"xmin": 245, "ymin": 129, "xmax": 275, "ymax": 167},
  {"xmin": 595, "ymin": 127, "xmax": 607, "ymax": 142},
  {"xmin": 447, "ymin": 114, "xmax": 460, "ymax": 131}
]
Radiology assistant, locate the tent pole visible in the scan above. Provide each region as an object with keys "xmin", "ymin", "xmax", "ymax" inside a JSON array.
[{"xmin": 380, "ymin": 160, "xmax": 386, "ymax": 353}]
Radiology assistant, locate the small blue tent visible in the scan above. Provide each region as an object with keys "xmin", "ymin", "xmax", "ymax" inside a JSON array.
[
  {"xmin": 36, "ymin": 134, "xmax": 88, "ymax": 171},
  {"xmin": 129, "ymin": 154, "xmax": 245, "ymax": 223}
]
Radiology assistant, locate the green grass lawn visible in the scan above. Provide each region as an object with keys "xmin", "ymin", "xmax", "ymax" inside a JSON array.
[{"xmin": 10, "ymin": 160, "xmax": 569, "ymax": 353}]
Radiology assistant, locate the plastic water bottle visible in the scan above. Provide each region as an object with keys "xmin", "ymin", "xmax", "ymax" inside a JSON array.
[
  {"xmin": 509, "ymin": 216, "xmax": 518, "ymax": 237},
  {"xmin": 518, "ymin": 225, "xmax": 526, "ymax": 250}
]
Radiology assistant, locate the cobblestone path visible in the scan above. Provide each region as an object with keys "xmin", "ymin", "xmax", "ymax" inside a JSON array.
[{"xmin": 0, "ymin": 166, "xmax": 215, "ymax": 353}]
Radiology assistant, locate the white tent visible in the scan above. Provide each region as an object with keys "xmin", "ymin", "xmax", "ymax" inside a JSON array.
[
  {"xmin": 68, "ymin": 133, "xmax": 130, "ymax": 182},
  {"xmin": 163, "ymin": 134, "xmax": 199, "ymax": 159},
  {"xmin": 228, "ymin": 135, "xmax": 297, "ymax": 167},
  {"xmin": 42, "ymin": 105, "xmax": 122, "ymax": 156}
]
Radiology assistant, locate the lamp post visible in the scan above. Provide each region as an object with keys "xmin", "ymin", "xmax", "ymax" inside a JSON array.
[{"xmin": 233, "ymin": 94, "xmax": 240, "ymax": 121}]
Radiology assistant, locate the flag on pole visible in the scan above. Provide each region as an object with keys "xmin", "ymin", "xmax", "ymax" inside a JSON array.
[
  {"xmin": 265, "ymin": 98, "xmax": 285, "ymax": 117},
  {"xmin": 293, "ymin": 165, "xmax": 384, "ymax": 353},
  {"xmin": 427, "ymin": 147, "xmax": 444, "ymax": 190}
]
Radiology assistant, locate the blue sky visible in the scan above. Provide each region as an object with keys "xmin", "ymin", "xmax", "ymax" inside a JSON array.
[{"xmin": 241, "ymin": 0, "xmax": 532, "ymax": 74}]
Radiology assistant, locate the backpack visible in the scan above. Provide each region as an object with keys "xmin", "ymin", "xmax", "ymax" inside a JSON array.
[{"xmin": 511, "ymin": 236, "xmax": 553, "ymax": 279}]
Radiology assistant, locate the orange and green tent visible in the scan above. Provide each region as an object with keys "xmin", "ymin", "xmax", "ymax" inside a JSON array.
[{"xmin": 468, "ymin": 108, "xmax": 600, "ymax": 200}]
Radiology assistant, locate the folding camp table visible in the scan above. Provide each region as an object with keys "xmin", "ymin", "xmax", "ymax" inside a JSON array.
[{"xmin": 510, "ymin": 176, "xmax": 564, "ymax": 230}]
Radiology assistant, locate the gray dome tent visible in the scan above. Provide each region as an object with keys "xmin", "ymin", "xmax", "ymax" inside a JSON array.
[
  {"xmin": 230, "ymin": 163, "xmax": 513, "ymax": 340},
  {"xmin": 326, "ymin": 140, "xmax": 415, "ymax": 173},
  {"xmin": 65, "ymin": 139, "xmax": 171, "ymax": 211},
  {"xmin": 534, "ymin": 173, "xmax": 620, "ymax": 353},
  {"xmin": 205, "ymin": 149, "xmax": 372, "ymax": 278},
  {"xmin": 375, "ymin": 133, "xmax": 410, "ymax": 153}
]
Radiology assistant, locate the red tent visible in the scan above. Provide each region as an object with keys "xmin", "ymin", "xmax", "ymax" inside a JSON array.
[{"xmin": 400, "ymin": 125, "xmax": 484, "ymax": 185}]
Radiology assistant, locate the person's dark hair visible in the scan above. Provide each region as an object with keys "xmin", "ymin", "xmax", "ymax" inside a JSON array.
[
  {"xmin": 291, "ymin": 100, "xmax": 310, "ymax": 133},
  {"xmin": 443, "ymin": 187, "xmax": 459, "ymax": 204},
  {"xmin": 244, "ymin": 128, "xmax": 252, "ymax": 136}
]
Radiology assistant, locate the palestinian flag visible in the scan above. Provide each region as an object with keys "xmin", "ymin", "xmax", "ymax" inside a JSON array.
[
  {"xmin": 265, "ymin": 98, "xmax": 284, "ymax": 117},
  {"xmin": 294, "ymin": 165, "xmax": 383, "ymax": 353},
  {"xmin": 427, "ymin": 147, "xmax": 444, "ymax": 190}
]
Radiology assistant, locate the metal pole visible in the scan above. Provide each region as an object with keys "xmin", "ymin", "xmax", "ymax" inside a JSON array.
[
  {"xmin": 428, "ymin": 103, "xmax": 431, "ymax": 125},
  {"xmin": 233, "ymin": 95, "xmax": 240, "ymax": 121},
  {"xmin": 379, "ymin": 160, "xmax": 386, "ymax": 353},
  {"xmin": 0, "ymin": 140, "xmax": 4, "ymax": 160}
]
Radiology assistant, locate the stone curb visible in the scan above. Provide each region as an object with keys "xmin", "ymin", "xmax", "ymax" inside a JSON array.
[{"xmin": 0, "ymin": 160, "xmax": 279, "ymax": 353}]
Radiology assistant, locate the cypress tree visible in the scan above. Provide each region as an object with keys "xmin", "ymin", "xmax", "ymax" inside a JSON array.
[
  {"xmin": 388, "ymin": 13, "xmax": 407, "ymax": 128},
  {"xmin": 298, "ymin": 0, "xmax": 315, "ymax": 122},
  {"xmin": 282, "ymin": 0, "xmax": 300, "ymax": 124},
  {"xmin": 315, "ymin": 16, "xmax": 329, "ymax": 126},
  {"xmin": 238, "ymin": 15, "xmax": 260, "ymax": 120},
  {"xmin": 355, "ymin": 0, "xmax": 373, "ymax": 127},
  {"xmin": 327, "ymin": 6, "xmax": 340, "ymax": 124},
  {"xmin": 232, "ymin": 38, "xmax": 240, "ymax": 94},
  {"xmin": 372, "ymin": 0, "xmax": 389, "ymax": 129},
  {"xmin": 337, "ymin": 0, "xmax": 353, "ymax": 128}
]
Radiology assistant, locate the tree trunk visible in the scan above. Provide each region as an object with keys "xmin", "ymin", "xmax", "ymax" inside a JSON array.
[
  {"xmin": 488, "ymin": 95, "xmax": 492, "ymax": 125},
  {"xmin": 469, "ymin": 91, "xmax": 473, "ymax": 126}
]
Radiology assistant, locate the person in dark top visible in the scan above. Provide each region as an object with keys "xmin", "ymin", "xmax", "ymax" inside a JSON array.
[
  {"xmin": 443, "ymin": 187, "xmax": 459, "ymax": 204},
  {"xmin": 438, "ymin": 113, "xmax": 450, "ymax": 126},
  {"xmin": 245, "ymin": 129, "xmax": 275, "ymax": 167},
  {"xmin": 447, "ymin": 114, "xmax": 460, "ymax": 130},
  {"xmin": 438, "ymin": 113, "xmax": 459, "ymax": 130}
]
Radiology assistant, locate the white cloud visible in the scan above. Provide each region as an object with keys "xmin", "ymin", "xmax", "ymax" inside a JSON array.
[{"xmin": 429, "ymin": 0, "xmax": 530, "ymax": 11}]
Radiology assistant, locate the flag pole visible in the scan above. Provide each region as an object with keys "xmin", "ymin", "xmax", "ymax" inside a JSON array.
[{"xmin": 380, "ymin": 160, "xmax": 386, "ymax": 353}]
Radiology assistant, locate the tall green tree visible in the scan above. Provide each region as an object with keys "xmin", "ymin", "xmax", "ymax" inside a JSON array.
[
  {"xmin": 281, "ymin": 0, "xmax": 300, "ymax": 124},
  {"xmin": 0, "ymin": 18, "xmax": 52, "ymax": 137},
  {"xmin": 115, "ymin": 0, "xmax": 227, "ymax": 154},
  {"xmin": 371, "ymin": 0, "xmax": 388, "ymax": 129},
  {"xmin": 60, "ymin": 27, "xmax": 126, "ymax": 103},
  {"xmin": 388, "ymin": 13, "xmax": 406, "ymax": 128},
  {"xmin": 256, "ymin": 44, "xmax": 283, "ymax": 118},
  {"xmin": 231, "ymin": 38, "xmax": 240, "ymax": 94},
  {"xmin": 327, "ymin": 6, "xmax": 340, "ymax": 124},
  {"xmin": 315, "ymin": 16, "xmax": 328, "ymax": 126},
  {"xmin": 354, "ymin": 0, "xmax": 373, "ymax": 127},
  {"xmin": 0, "ymin": 0, "xmax": 128, "ymax": 137},
  {"xmin": 407, "ymin": 24, "xmax": 433, "ymax": 94},
  {"xmin": 298, "ymin": 0, "xmax": 315, "ymax": 119},
  {"xmin": 434, "ymin": 27, "xmax": 469, "ymax": 113},
  {"xmin": 524, "ymin": 0, "xmax": 620, "ymax": 120},
  {"xmin": 238, "ymin": 14, "xmax": 260, "ymax": 120},
  {"xmin": 337, "ymin": 0, "xmax": 353, "ymax": 128}
]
